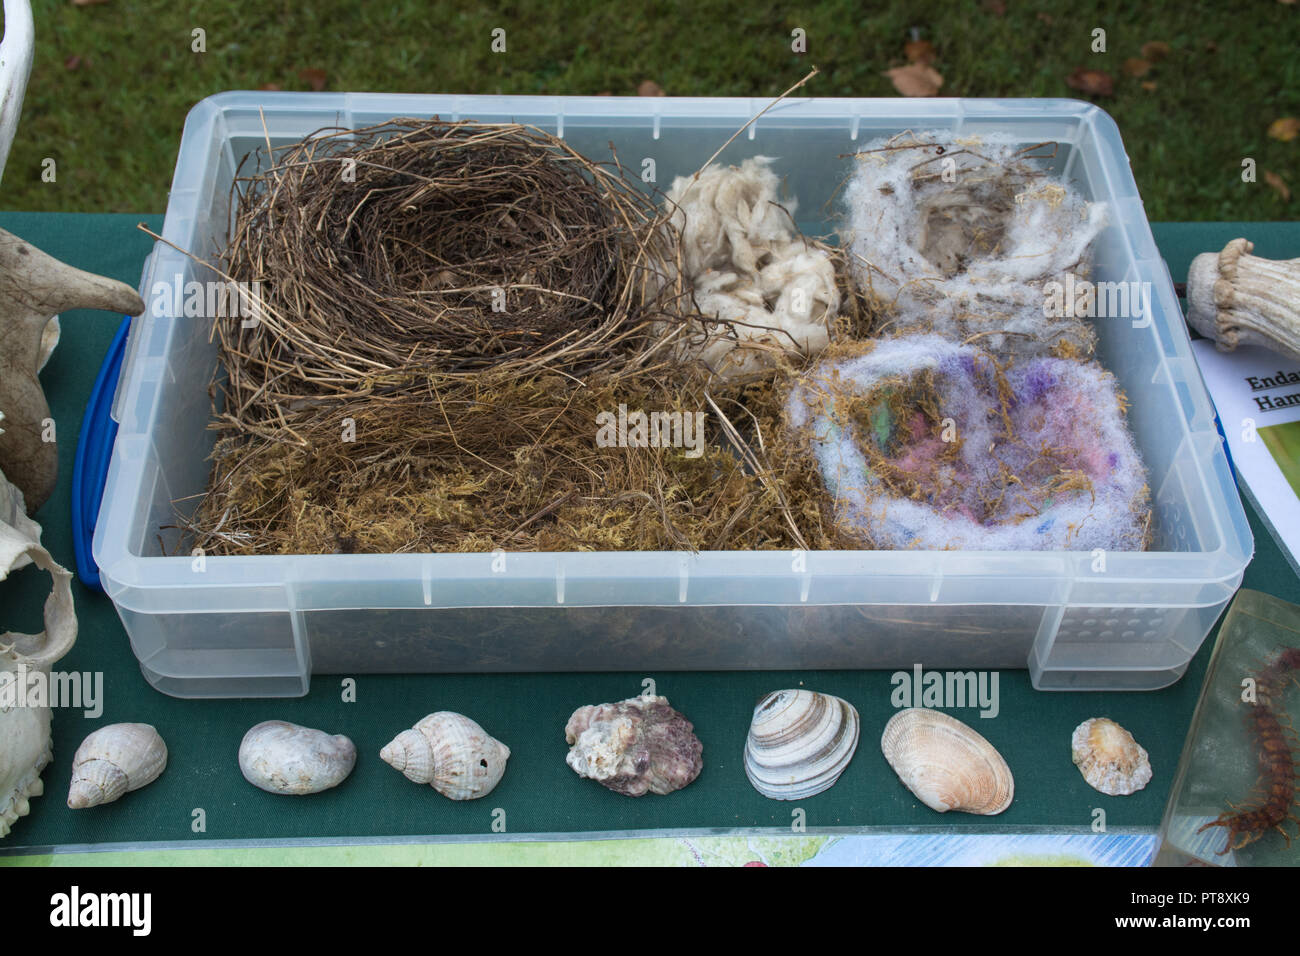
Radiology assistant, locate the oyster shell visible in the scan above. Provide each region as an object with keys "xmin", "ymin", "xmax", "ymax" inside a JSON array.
[
  {"xmin": 565, "ymin": 695, "xmax": 703, "ymax": 796},
  {"xmin": 239, "ymin": 720, "xmax": 356, "ymax": 795},
  {"xmin": 881, "ymin": 708, "xmax": 1014, "ymax": 815},
  {"xmin": 380, "ymin": 712, "xmax": 509, "ymax": 800},
  {"xmin": 1071, "ymin": 717, "xmax": 1151, "ymax": 796},
  {"xmin": 67, "ymin": 723, "xmax": 167, "ymax": 809},
  {"xmin": 744, "ymin": 689, "xmax": 859, "ymax": 800}
]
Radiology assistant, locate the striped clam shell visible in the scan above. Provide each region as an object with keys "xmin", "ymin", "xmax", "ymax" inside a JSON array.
[{"xmin": 744, "ymin": 690, "xmax": 860, "ymax": 800}]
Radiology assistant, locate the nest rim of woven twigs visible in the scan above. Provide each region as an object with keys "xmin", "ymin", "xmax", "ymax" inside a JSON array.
[{"xmin": 214, "ymin": 118, "xmax": 712, "ymax": 427}]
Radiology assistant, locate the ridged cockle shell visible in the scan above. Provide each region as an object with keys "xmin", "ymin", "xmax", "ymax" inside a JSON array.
[
  {"xmin": 67, "ymin": 723, "xmax": 167, "ymax": 809},
  {"xmin": 881, "ymin": 708, "xmax": 1013, "ymax": 815},
  {"xmin": 380, "ymin": 712, "xmax": 509, "ymax": 800},
  {"xmin": 564, "ymin": 695, "xmax": 703, "ymax": 796},
  {"xmin": 744, "ymin": 689, "xmax": 859, "ymax": 800},
  {"xmin": 239, "ymin": 720, "xmax": 356, "ymax": 795},
  {"xmin": 1071, "ymin": 717, "xmax": 1151, "ymax": 796}
]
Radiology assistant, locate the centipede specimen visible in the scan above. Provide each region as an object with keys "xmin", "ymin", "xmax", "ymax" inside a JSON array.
[{"xmin": 1198, "ymin": 647, "xmax": 1300, "ymax": 854}]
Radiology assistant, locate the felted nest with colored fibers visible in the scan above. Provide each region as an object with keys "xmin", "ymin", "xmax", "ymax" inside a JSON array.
[{"xmin": 784, "ymin": 335, "xmax": 1151, "ymax": 551}]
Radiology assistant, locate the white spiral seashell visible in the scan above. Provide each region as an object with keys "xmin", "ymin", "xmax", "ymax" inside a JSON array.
[
  {"xmin": 67, "ymin": 723, "xmax": 167, "ymax": 809},
  {"xmin": 744, "ymin": 689, "xmax": 859, "ymax": 800},
  {"xmin": 380, "ymin": 712, "xmax": 509, "ymax": 800},
  {"xmin": 238, "ymin": 721, "xmax": 356, "ymax": 795},
  {"xmin": 880, "ymin": 708, "xmax": 1013, "ymax": 815}
]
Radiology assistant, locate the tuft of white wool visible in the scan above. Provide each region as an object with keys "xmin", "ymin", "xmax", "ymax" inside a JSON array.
[
  {"xmin": 663, "ymin": 157, "xmax": 839, "ymax": 380},
  {"xmin": 842, "ymin": 133, "xmax": 1108, "ymax": 358}
]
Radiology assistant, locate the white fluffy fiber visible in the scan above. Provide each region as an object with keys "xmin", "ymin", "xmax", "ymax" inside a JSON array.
[
  {"xmin": 843, "ymin": 132, "xmax": 1108, "ymax": 358},
  {"xmin": 664, "ymin": 157, "xmax": 839, "ymax": 379}
]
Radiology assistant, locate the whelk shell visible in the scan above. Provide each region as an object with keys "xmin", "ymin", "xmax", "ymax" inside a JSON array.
[
  {"xmin": 1071, "ymin": 717, "xmax": 1151, "ymax": 796},
  {"xmin": 744, "ymin": 689, "xmax": 859, "ymax": 800},
  {"xmin": 380, "ymin": 712, "xmax": 509, "ymax": 800},
  {"xmin": 880, "ymin": 708, "xmax": 1013, "ymax": 815},
  {"xmin": 67, "ymin": 723, "xmax": 167, "ymax": 809},
  {"xmin": 238, "ymin": 720, "xmax": 356, "ymax": 795}
]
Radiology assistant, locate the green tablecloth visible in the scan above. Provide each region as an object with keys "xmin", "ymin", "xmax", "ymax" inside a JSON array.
[{"xmin": 1, "ymin": 214, "xmax": 1297, "ymax": 858}]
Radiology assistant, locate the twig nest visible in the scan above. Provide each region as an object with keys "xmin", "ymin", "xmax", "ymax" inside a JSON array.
[
  {"xmin": 1071, "ymin": 718, "xmax": 1151, "ymax": 796},
  {"xmin": 218, "ymin": 119, "xmax": 684, "ymax": 418},
  {"xmin": 380, "ymin": 712, "xmax": 510, "ymax": 800},
  {"xmin": 744, "ymin": 689, "xmax": 859, "ymax": 800},
  {"xmin": 785, "ymin": 335, "xmax": 1149, "ymax": 550},
  {"xmin": 842, "ymin": 131, "xmax": 1106, "ymax": 360},
  {"xmin": 67, "ymin": 724, "xmax": 167, "ymax": 810},
  {"xmin": 662, "ymin": 157, "xmax": 840, "ymax": 380},
  {"xmin": 238, "ymin": 721, "xmax": 356, "ymax": 795},
  {"xmin": 1186, "ymin": 238, "xmax": 1300, "ymax": 363},
  {"xmin": 881, "ymin": 708, "xmax": 1013, "ymax": 815},
  {"xmin": 565, "ymin": 695, "xmax": 703, "ymax": 796}
]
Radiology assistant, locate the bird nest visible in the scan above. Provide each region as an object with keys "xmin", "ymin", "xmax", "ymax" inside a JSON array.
[
  {"xmin": 216, "ymin": 118, "xmax": 700, "ymax": 420},
  {"xmin": 784, "ymin": 336, "xmax": 1152, "ymax": 551},
  {"xmin": 184, "ymin": 118, "xmax": 856, "ymax": 555}
]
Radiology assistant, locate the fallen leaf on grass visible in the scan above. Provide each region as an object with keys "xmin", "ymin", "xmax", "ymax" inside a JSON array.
[
  {"xmin": 982, "ymin": 0, "xmax": 1006, "ymax": 15},
  {"xmin": 1037, "ymin": 12, "xmax": 1055, "ymax": 25},
  {"xmin": 71, "ymin": 0, "xmax": 111, "ymax": 5},
  {"xmin": 1204, "ymin": 39, "xmax": 1218, "ymax": 53},
  {"xmin": 1265, "ymin": 171, "xmax": 1291, "ymax": 201},
  {"xmin": 1066, "ymin": 68, "xmax": 1114, "ymax": 97},
  {"xmin": 298, "ymin": 68, "xmax": 327, "ymax": 91},
  {"xmin": 1268, "ymin": 117, "xmax": 1300, "ymax": 141},
  {"xmin": 258, "ymin": 82, "xmax": 282, "ymax": 91},
  {"xmin": 884, "ymin": 63, "xmax": 944, "ymax": 97},
  {"xmin": 1141, "ymin": 80, "xmax": 1158, "ymax": 92},
  {"xmin": 637, "ymin": 80, "xmax": 665, "ymax": 97},
  {"xmin": 1140, "ymin": 41, "xmax": 1171, "ymax": 61},
  {"xmin": 904, "ymin": 39, "xmax": 936, "ymax": 65},
  {"xmin": 1123, "ymin": 58, "xmax": 1152, "ymax": 77},
  {"xmin": 63, "ymin": 54, "xmax": 85, "ymax": 70}
]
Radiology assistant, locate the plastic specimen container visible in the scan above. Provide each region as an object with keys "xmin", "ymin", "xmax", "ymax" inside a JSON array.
[{"xmin": 94, "ymin": 93, "xmax": 1253, "ymax": 697}]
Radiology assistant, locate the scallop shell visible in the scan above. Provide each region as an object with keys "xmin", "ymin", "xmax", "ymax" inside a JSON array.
[
  {"xmin": 880, "ymin": 708, "xmax": 1013, "ymax": 815},
  {"xmin": 380, "ymin": 712, "xmax": 509, "ymax": 800},
  {"xmin": 744, "ymin": 689, "xmax": 859, "ymax": 800},
  {"xmin": 67, "ymin": 723, "xmax": 167, "ymax": 809},
  {"xmin": 238, "ymin": 720, "xmax": 356, "ymax": 795},
  {"xmin": 1071, "ymin": 717, "xmax": 1151, "ymax": 796}
]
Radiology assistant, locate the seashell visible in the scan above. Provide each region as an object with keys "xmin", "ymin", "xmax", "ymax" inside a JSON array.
[
  {"xmin": 67, "ymin": 723, "xmax": 167, "ymax": 809},
  {"xmin": 564, "ymin": 695, "xmax": 703, "ymax": 797},
  {"xmin": 1071, "ymin": 717, "xmax": 1151, "ymax": 796},
  {"xmin": 881, "ymin": 708, "xmax": 1014, "ymax": 815},
  {"xmin": 744, "ymin": 689, "xmax": 859, "ymax": 800},
  {"xmin": 238, "ymin": 720, "xmax": 356, "ymax": 795},
  {"xmin": 380, "ymin": 712, "xmax": 509, "ymax": 800}
]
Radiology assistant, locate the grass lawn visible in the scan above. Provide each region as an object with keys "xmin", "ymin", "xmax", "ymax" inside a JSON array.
[{"xmin": 6, "ymin": 0, "xmax": 1298, "ymax": 218}]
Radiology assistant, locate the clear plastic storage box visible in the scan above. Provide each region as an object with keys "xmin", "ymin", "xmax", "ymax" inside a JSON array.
[{"xmin": 94, "ymin": 93, "xmax": 1254, "ymax": 697}]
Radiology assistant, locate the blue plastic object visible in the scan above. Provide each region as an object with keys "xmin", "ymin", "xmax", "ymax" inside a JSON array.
[{"xmin": 71, "ymin": 315, "xmax": 131, "ymax": 591}]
